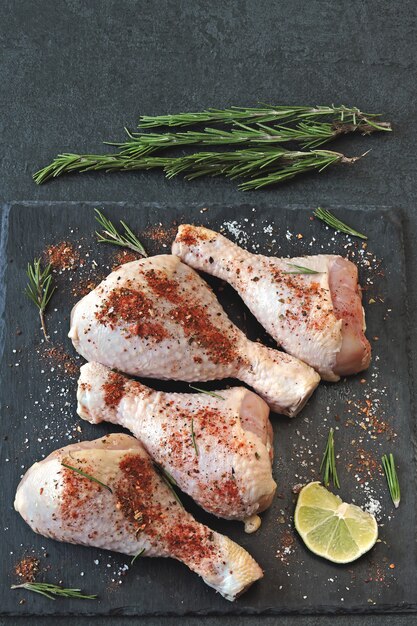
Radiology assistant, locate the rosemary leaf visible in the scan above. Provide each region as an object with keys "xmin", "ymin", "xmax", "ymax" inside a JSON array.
[
  {"xmin": 95, "ymin": 209, "xmax": 147, "ymax": 257},
  {"xmin": 191, "ymin": 418, "xmax": 199, "ymax": 457},
  {"xmin": 320, "ymin": 428, "xmax": 340, "ymax": 489},
  {"xmin": 61, "ymin": 462, "xmax": 113, "ymax": 493},
  {"xmin": 131, "ymin": 548, "xmax": 145, "ymax": 565},
  {"xmin": 154, "ymin": 464, "xmax": 183, "ymax": 507},
  {"xmin": 314, "ymin": 207, "xmax": 368, "ymax": 240},
  {"xmin": 24, "ymin": 259, "xmax": 56, "ymax": 341},
  {"xmin": 11, "ymin": 582, "xmax": 96, "ymax": 600},
  {"xmin": 381, "ymin": 453, "xmax": 400, "ymax": 508},
  {"xmin": 189, "ymin": 385, "xmax": 225, "ymax": 400},
  {"xmin": 158, "ymin": 466, "xmax": 177, "ymax": 486},
  {"xmin": 283, "ymin": 263, "xmax": 321, "ymax": 275}
]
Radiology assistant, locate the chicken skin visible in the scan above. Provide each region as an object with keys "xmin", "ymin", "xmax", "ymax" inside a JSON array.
[
  {"xmin": 77, "ymin": 362, "xmax": 276, "ymax": 530},
  {"xmin": 173, "ymin": 225, "xmax": 371, "ymax": 381},
  {"xmin": 69, "ymin": 255, "xmax": 319, "ymax": 416},
  {"xmin": 14, "ymin": 434, "xmax": 263, "ymax": 601}
]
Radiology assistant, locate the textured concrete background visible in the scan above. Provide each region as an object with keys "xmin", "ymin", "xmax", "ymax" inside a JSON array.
[{"xmin": 1, "ymin": 0, "xmax": 417, "ymax": 624}]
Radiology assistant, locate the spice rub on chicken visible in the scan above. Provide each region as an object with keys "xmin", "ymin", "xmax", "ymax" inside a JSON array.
[
  {"xmin": 77, "ymin": 362, "xmax": 276, "ymax": 528},
  {"xmin": 173, "ymin": 225, "xmax": 371, "ymax": 381},
  {"xmin": 69, "ymin": 255, "xmax": 319, "ymax": 416},
  {"xmin": 14, "ymin": 434, "xmax": 263, "ymax": 601}
]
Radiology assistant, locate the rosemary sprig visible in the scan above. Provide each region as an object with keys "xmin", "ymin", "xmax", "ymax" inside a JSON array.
[
  {"xmin": 137, "ymin": 105, "xmax": 391, "ymax": 129},
  {"xmin": 381, "ymin": 453, "xmax": 400, "ymax": 508},
  {"xmin": 33, "ymin": 147, "xmax": 361, "ymax": 189},
  {"xmin": 314, "ymin": 207, "xmax": 368, "ymax": 240},
  {"xmin": 94, "ymin": 209, "xmax": 147, "ymax": 256},
  {"xmin": 61, "ymin": 462, "xmax": 113, "ymax": 493},
  {"xmin": 189, "ymin": 385, "xmax": 225, "ymax": 400},
  {"xmin": 191, "ymin": 418, "xmax": 199, "ymax": 457},
  {"xmin": 320, "ymin": 428, "xmax": 340, "ymax": 489},
  {"xmin": 11, "ymin": 582, "xmax": 96, "ymax": 600},
  {"xmin": 131, "ymin": 548, "xmax": 145, "ymax": 565},
  {"xmin": 24, "ymin": 259, "xmax": 56, "ymax": 341},
  {"xmin": 113, "ymin": 117, "xmax": 388, "ymax": 155},
  {"xmin": 283, "ymin": 263, "xmax": 321, "ymax": 275}
]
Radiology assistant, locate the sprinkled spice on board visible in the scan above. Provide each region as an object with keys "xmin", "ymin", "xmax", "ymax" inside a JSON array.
[
  {"xmin": 345, "ymin": 398, "xmax": 396, "ymax": 440},
  {"xmin": 72, "ymin": 278, "xmax": 100, "ymax": 298},
  {"xmin": 112, "ymin": 249, "xmax": 142, "ymax": 269},
  {"xmin": 276, "ymin": 529, "xmax": 296, "ymax": 566},
  {"xmin": 44, "ymin": 241, "xmax": 80, "ymax": 271},
  {"xmin": 41, "ymin": 344, "xmax": 79, "ymax": 377},
  {"xmin": 14, "ymin": 556, "xmax": 40, "ymax": 583},
  {"xmin": 364, "ymin": 561, "xmax": 391, "ymax": 585},
  {"xmin": 347, "ymin": 448, "xmax": 382, "ymax": 480},
  {"xmin": 143, "ymin": 223, "xmax": 178, "ymax": 248}
]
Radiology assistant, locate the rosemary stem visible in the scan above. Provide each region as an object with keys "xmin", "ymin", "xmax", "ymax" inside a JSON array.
[{"xmin": 39, "ymin": 309, "xmax": 49, "ymax": 341}]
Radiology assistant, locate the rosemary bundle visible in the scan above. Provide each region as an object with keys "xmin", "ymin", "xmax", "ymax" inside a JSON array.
[{"xmin": 33, "ymin": 104, "xmax": 391, "ymax": 189}]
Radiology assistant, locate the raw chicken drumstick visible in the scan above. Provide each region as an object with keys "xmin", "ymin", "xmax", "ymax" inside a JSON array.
[
  {"xmin": 15, "ymin": 434, "xmax": 263, "ymax": 601},
  {"xmin": 173, "ymin": 225, "xmax": 371, "ymax": 381},
  {"xmin": 78, "ymin": 362, "xmax": 276, "ymax": 531},
  {"xmin": 69, "ymin": 255, "xmax": 319, "ymax": 416}
]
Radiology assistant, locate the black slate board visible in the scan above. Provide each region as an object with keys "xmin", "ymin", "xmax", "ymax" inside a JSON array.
[{"xmin": 0, "ymin": 201, "xmax": 415, "ymax": 617}]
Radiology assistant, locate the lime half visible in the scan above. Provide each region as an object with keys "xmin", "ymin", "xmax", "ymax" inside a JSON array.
[{"xmin": 294, "ymin": 482, "xmax": 378, "ymax": 564}]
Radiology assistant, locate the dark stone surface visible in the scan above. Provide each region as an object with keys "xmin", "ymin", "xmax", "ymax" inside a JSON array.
[
  {"xmin": 2, "ymin": 202, "xmax": 415, "ymax": 618},
  {"xmin": 1, "ymin": 1, "xmax": 416, "ymax": 625}
]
